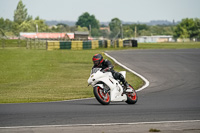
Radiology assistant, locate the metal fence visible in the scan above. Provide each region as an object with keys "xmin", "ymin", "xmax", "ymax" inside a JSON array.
[{"xmin": 0, "ymin": 38, "xmax": 46, "ymax": 49}]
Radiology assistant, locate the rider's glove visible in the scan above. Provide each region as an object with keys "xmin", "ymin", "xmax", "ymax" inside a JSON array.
[
  {"xmin": 101, "ymin": 69, "xmax": 106, "ymax": 73},
  {"xmin": 102, "ymin": 67, "xmax": 110, "ymax": 73}
]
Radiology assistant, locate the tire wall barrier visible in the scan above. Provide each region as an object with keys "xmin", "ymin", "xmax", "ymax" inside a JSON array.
[
  {"xmin": 83, "ymin": 41, "xmax": 91, "ymax": 49},
  {"xmin": 47, "ymin": 39, "xmax": 136, "ymax": 50},
  {"xmin": 107, "ymin": 40, "xmax": 111, "ymax": 48},
  {"xmin": 60, "ymin": 41, "xmax": 71, "ymax": 49},
  {"xmin": 71, "ymin": 41, "xmax": 83, "ymax": 50},
  {"xmin": 47, "ymin": 41, "xmax": 60, "ymax": 50},
  {"xmin": 113, "ymin": 39, "xmax": 123, "ymax": 48},
  {"xmin": 91, "ymin": 40, "xmax": 99, "ymax": 49}
]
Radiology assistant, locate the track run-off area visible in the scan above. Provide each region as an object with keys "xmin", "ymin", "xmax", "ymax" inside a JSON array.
[{"xmin": 0, "ymin": 49, "xmax": 200, "ymax": 132}]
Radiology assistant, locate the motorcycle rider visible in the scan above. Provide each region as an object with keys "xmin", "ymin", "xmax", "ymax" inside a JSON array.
[{"xmin": 92, "ymin": 54, "xmax": 129, "ymax": 92}]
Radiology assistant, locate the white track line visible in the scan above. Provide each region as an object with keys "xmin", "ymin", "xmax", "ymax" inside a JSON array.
[
  {"xmin": 104, "ymin": 52, "xmax": 150, "ymax": 92},
  {"xmin": 1, "ymin": 120, "xmax": 200, "ymax": 129}
]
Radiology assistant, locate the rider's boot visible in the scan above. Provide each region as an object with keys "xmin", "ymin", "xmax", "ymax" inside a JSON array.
[
  {"xmin": 118, "ymin": 73, "xmax": 133, "ymax": 94},
  {"xmin": 122, "ymin": 81, "xmax": 131, "ymax": 94}
]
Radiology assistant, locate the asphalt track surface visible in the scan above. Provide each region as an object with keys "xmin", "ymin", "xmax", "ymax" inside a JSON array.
[{"xmin": 0, "ymin": 49, "xmax": 200, "ymax": 129}]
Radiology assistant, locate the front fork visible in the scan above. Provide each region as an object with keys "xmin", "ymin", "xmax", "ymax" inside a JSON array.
[{"xmin": 103, "ymin": 84, "xmax": 110, "ymax": 93}]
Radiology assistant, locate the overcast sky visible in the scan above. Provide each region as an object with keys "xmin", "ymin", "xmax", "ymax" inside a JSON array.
[{"xmin": 0, "ymin": 0, "xmax": 200, "ymax": 22}]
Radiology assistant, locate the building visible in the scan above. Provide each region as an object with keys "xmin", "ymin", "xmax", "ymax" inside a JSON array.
[
  {"xmin": 100, "ymin": 27, "xmax": 110, "ymax": 33},
  {"xmin": 135, "ymin": 35, "xmax": 174, "ymax": 43},
  {"xmin": 20, "ymin": 32, "xmax": 92, "ymax": 40},
  {"xmin": 74, "ymin": 31, "xmax": 89, "ymax": 40},
  {"xmin": 20, "ymin": 32, "xmax": 67, "ymax": 39}
]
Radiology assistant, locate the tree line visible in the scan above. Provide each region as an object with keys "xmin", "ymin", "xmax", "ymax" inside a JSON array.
[{"xmin": 0, "ymin": 0, "xmax": 199, "ymax": 40}]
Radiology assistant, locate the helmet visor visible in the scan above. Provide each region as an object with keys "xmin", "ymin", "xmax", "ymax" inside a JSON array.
[{"xmin": 93, "ymin": 60, "xmax": 100, "ymax": 66}]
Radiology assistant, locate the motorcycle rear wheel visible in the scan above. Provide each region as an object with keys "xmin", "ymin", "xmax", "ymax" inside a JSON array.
[
  {"xmin": 93, "ymin": 86, "xmax": 110, "ymax": 105},
  {"xmin": 126, "ymin": 84, "xmax": 138, "ymax": 104}
]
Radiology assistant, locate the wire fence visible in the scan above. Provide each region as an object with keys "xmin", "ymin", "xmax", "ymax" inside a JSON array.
[{"xmin": 0, "ymin": 38, "xmax": 47, "ymax": 49}]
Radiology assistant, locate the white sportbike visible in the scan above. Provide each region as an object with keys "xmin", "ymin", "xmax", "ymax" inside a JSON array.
[{"xmin": 88, "ymin": 68, "xmax": 138, "ymax": 105}]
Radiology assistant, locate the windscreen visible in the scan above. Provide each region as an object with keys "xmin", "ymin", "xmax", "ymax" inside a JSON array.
[{"xmin": 91, "ymin": 68, "xmax": 102, "ymax": 74}]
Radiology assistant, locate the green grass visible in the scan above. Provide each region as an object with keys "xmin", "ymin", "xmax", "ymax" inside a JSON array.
[
  {"xmin": 0, "ymin": 49, "xmax": 143, "ymax": 103},
  {"xmin": 149, "ymin": 128, "xmax": 161, "ymax": 132},
  {"xmin": 138, "ymin": 42, "xmax": 200, "ymax": 49}
]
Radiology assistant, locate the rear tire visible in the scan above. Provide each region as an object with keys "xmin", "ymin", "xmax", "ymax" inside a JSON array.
[
  {"xmin": 126, "ymin": 84, "xmax": 138, "ymax": 104},
  {"xmin": 93, "ymin": 86, "xmax": 110, "ymax": 105}
]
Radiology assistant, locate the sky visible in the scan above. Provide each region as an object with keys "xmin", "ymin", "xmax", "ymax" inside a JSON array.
[{"xmin": 0, "ymin": 0, "xmax": 200, "ymax": 23}]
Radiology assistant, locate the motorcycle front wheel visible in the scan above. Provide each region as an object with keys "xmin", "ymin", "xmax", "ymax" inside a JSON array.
[
  {"xmin": 93, "ymin": 86, "xmax": 110, "ymax": 105},
  {"xmin": 126, "ymin": 84, "xmax": 138, "ymax": 104}
]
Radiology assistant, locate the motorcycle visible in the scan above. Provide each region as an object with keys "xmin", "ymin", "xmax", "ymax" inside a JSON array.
[{"xmin": 88, "ymin": 68, "xmax": 138, "ymax": 105}]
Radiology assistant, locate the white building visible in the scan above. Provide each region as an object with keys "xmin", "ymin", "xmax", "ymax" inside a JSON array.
[{"xmin": 135, "ymin": 35, "xmax": 174, "ymax": 43}]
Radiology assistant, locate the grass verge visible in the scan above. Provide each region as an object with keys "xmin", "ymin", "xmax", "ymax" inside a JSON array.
[
  {"xmin": 149, "ymin": 128, "xmax": 161, "ymax": 132},
  {"xmin": 138, "ymin": 42, "xmax": 200, "ymax": 49}
]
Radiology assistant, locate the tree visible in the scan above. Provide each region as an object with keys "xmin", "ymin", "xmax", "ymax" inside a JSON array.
[
  {"xmin": 139, "ymin": 29, "xmax": 151, "ymax": 36},
  {"xmin": 91, "ymin": 28, "xmax": 100, "ymax": 37},
  {"xmin": 109, "ymin": 27, "xmax": 120, "ymax": 38},
  {"xmin": 34, "ymin": 19, "xmax": 49, "ymax": 32},
  {"xmin": 109, "ymin": 18, "xmax": 122, "ymax": 38},
  {"xmin": 162, "ymin": 26, "xmax": 174, "ymax": 35},
  {"xmin": 0, "ymin": 17, "xmax": 20, "ymax": 36},
  {"xmin": 0, "ymin": 18, "xmax": 13, "ymax": 33},
  {"xmin": 18, "ymin": 19, "xmax": 49, "ymax": 33},
  {"xmin": 174, "ymin": 18, "xmax": 200, "ymax": 40},
  {"xmin": 76, "ymin": 12, "xmax": 100, "ymax": 30},
  {"xmin": 129, "ymin": 24, "xmax": 148, "ymax": 33},
  {"xmin": 55, "ymin": 23, "xmax": 70, "ymax": 32},
  {"xmin": 14, "ymin": 0, "xmax": 28, "ymax": 25},
  {"xmin": 35, "ymin": 16, "xmax": 40, "ymax": 20},
  {"xmin": 193, "ymin": 18, "xmax": 200, "ymax": 39},
  {"xmin": 109, "ymin": 18, "xmax": 121, "ymax": 31},
  {"xmin": 12, "ymin": 22, "xmax": 20, "ymax": 36},
  {"xmin": 1, "ymin": 0, "xmax": 52, "ymax": 36},
  {"xmin": 18, "ymin": 21, "xmax": 33, "ymax": 32},
  {"xmin": 100, "ymin": 29, "xmax": 109, "ymax": 38},
  {"xmin": 69, "ymin": 26, "xmax": 76, "ymax": 32},
  {"xmin": 0, "ymin": 18, "xmax": 5, "ymax": 29},
  {"xmin": 123, "ymin": 25, "xmax": 134, "ymax": 38},
  {"xmin": 77, "ymin": 25, "xmax": 88, "ymax": 32},
  {"xmin": 149, "ymin": 26, "xmax": 164, "ymax": 35},
  {"xmin": 27, "ymin": 15, "xmax": 33, "ymax": 21}
]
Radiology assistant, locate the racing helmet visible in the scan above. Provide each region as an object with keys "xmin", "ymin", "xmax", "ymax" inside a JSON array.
[{"xmin": 92, "ymin": 54, "xmax": 103, "ymax": 66}]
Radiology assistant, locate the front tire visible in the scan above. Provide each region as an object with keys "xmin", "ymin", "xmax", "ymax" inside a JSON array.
[
  {"xmin": 126, "ymin": 84, "xmax": 138, "ymax": 104},
  {"xmin": 93, "ymin": 86, "xmax": 110, "ymax": 105}
]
